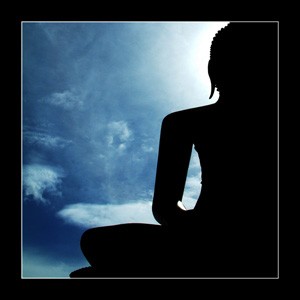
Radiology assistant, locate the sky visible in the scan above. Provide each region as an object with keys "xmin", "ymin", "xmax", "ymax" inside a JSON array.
[{"xmin": 22, "ymin": 21, "xmax": 228, "ymax": 278}]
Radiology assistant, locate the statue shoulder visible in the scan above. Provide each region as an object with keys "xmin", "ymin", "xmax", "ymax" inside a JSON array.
[{"xmin": 162, "ymin": 104, "xmax": 216, "ymax": 126}]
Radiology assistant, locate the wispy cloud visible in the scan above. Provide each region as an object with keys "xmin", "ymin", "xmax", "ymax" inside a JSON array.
[
  {"xmin": 39, "ymin": 22, "xmax": 97, "ymax": 56},
  {"xmin": 182, "ymin": 175, "xmax": 202, "ymax": 209},
  {"xmin": 23, "ymin": 22, "xmax": 227, "ymax": 278},
  {"xmin": 42, "ymin": 90, "xmax": 83, "ymax": 110},
  {"xmin": 57, "ymin": 201, "xmax": 158, "ymax": 228},
  {"xmin": 182, "ymin": 150, "xmax": 202, "ymax": 209},
  {"xmin": 106, "ymin": 121, "xmax": 133, "ymax": 152},
  {"xmin": 141, "ymin": 141, "xmax": 155, "ymax": 153},
  {"xmin": 23, "ymin": 164, "xmax": 65, "ymax": 203},
  {"xmin": 23, "ymin": 131, "xmax": 73, "ymax": 148}
]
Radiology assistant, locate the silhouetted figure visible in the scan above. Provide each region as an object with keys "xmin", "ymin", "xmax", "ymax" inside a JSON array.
[{"xmin": 70, "ymin": 22, "xmax": 278, "ymax": 277}]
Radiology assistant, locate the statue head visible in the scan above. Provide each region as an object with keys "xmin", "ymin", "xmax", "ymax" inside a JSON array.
[{"xmin": 208, "ymin": 22, "xmax": 277, "ymax": 100}]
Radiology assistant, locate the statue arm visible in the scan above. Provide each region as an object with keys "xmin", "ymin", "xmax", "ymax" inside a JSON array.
[{"xmin": 152, "ymin": 112, "xmax": 193, "ymax": 226}]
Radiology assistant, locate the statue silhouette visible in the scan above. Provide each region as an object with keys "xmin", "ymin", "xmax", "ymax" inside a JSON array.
[{"xmin": 70, "ymin": 22, "xmax": 278, "ymax": 278}]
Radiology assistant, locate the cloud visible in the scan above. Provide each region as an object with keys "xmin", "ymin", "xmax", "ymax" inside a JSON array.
[
  {"xmin": 182, "ymin": 175, "xmax": 202, "ymax": 210},
  {"xmin": 23, "ymin": 164, "xmax": 65, "ymax": 203},
  {"xmin": 189, "ymin": 149, "xmax": 201, "ymax": 170},
  {"xmin": 22, "ymin": 249, "xmax": 86, "ymax": 278},
  {"xmin": 106, "ymin": 121, "xmax": 133, "ymax": 152},
  {"xmin": 42, "ymin": 90, "xmax": 83, "ymax": 110},
  {"xmin": 22, "ymin": 22, "xmax": 230, "ymax": 278},
  {"xmin": 182, "ymin": 149, "xmax": 202, "ymax": 209},
  {"xmin": 141, "ymin": 143, "xmax": 155, "ymax": 153},
  {"xmin": 23, "ymin": 131, "xmax": 73, "ymax": 148},
  {"xmin": 39, "ymin": 22, "xmax": 97, "ymax": 56},
  {"xmin": 57, "ymin": 201, "xmax": 158, "ymax": 228}
]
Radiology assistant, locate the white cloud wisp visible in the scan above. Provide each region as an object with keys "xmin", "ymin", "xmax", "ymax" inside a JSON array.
[
  {"xmin": 23, "ymin": 164, "xmax": 65, "ymax": 203},
  {"xmin": 23, "ymin": 131, "xmax": 73, "ymax": 148},
  {"xmin": 106, "ymin": 120, "xmax": 133, "ymax": 152},
  {"xmin": 42, "ymin": 90, "xmax": 83, "ymax": 110},
  {"xmin": 57, "ymin": 201, "xmax": 158, "ymax": 228}
]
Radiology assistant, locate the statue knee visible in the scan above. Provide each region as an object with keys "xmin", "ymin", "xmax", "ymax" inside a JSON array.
[{"xmin": 80, "ymin": 228, "xmax": 94, "ymax": 254}]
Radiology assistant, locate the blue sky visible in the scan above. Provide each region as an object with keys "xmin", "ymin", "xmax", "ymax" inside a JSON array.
[{"xmin": 22, "ymin": 21, "xmax": 227, "ymax": 277}]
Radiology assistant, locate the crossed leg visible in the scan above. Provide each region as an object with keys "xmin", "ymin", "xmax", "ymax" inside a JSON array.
[{"xmin": 80, "ymin": 223, "xmax": 174, "ymax": 276}]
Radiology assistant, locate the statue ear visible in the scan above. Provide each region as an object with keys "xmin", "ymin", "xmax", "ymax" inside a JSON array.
[
  {"xmin": 209, "ymin": 82, "xmax": 216, "ymax": 99},
  {"xmin": 208, "ymin": 60, "xmax": 216, "ymax": 99}
]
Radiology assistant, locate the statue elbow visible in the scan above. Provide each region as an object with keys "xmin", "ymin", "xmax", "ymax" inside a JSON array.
[{"xmin": 152, "ymin": 201, "xmax": 165, "ymax": 225}]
